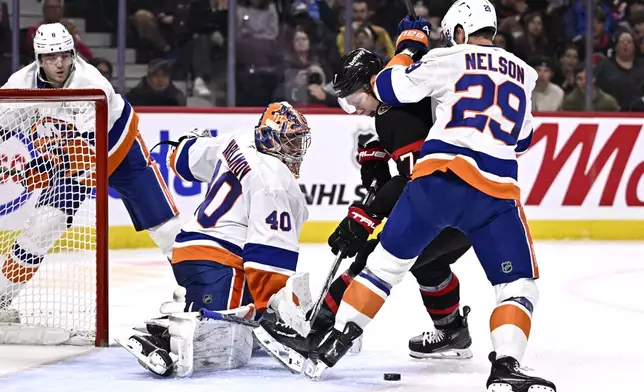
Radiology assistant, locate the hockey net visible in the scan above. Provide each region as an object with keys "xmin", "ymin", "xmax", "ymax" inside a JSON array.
[{"xmin": 0, "ymin": 89, "xmax": 108, "ymax": 346}]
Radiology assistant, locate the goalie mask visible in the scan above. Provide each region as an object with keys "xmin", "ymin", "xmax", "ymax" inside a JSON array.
[{"xmin": 254, "ymin": 102, "xmax": 311, "ymax": 177}]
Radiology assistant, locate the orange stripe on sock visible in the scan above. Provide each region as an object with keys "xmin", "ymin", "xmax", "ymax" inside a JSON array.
[
  {"xmin": 228, "ymin": 268, "xmax": 245, "ymax": 309},
  {"xmin": 342, "ymin": 280, "xmax": 385, "ymax": 319},
  {"xmin": 490, "ymin": 303, "xmax": 531, "ymax": 339},
  {"xmin": 2, "ymin": 255, "xmax": 39, "ymax": 283}
]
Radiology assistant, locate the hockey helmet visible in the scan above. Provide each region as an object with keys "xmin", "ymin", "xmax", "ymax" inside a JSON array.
[
  {"xmin": 333, "ymin": 49, "xmax": 384, "ymax": 98},
  {"xmin": 441, "ymin": 0, "xmax": 497, "ymax": 47},
  {"xmin": 255, "ymin": 102, "xmax": 311, "ymax": 177},
  {"xmin": 33, "ymin": 23, "xmax": 76, "ymax": 63}
]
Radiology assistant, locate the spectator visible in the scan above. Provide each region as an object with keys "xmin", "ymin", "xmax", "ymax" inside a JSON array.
[
  {"xmin": 595, "ymin": 30, "xmax": 644, "ymax": 110},
  {"xmin": 173, "ymin": 0, "xmax": 227, "ymax": 98},
  {"xmin": 354, "ymin": 25, "xmax": 388, "ymax": 61},
  {"xmin": 336, "ymin": 0, "xmax": 394, "ymax": 58},
  {"xmin": 89, "ymin": 58, "xmax": 113, "ymax": 84},
  {"xmin": 552, "ymin": 44, "xmax": 580, "ymax": 94},
  {"xmin": 493, "ymin": 30, "xmax": 516, "ymax": 53},
  {"xmin": 236, "ymin": 0, "xmax": 280, "ymax": 68},
  {"xmin": 274, "ymin": 28, "xmax": 337, "ymax": 106},
  {"xmin": 291, "ymin": 0, "xmax": 338, "ymax": 34},
  {"xmin": 495, "ymin": 0, "xmax": 529, "ymax": 35},
  {"xmin": 564, "ymin": 0, "xmax": 616, "ymax": 44},
  {"xmin": 288, "ymin": 2, "xmax": 340, "ymax": 72},
  {"xmin": 514, "ymin": 12, "xmax": 552, "ymax": 60},
  {"xmin": 562, "ymin": 64, "xmax": 620, "ymax": 111},
  {"xmin": 0, "ymin": 2, "xmax": 11, "ymax": 85},
  {"xmin": 126, "ymin": 59, "xmax": 186, "ymax": 106},
  {"xmin": 531, "ymin": 57, "xmax": 564, "ymax": 111},
  {"xmin": 129, "ymin": 0, "xmax": 175, "ymax": 62},
  {"xmin": 27, "ymin": 0, "xmax": 93, "ymax": 60},
  {"xmin": 592, "ymin": 7, "xmax": 612, "ymax": 55}
]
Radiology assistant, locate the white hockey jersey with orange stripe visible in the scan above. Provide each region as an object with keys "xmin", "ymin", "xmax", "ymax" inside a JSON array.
[
  {"xmin": 170, "ymin": 131, "xmax": 308, "ymax": 310},
  {"xmin": 372, "ymin": 45, "xmax": 537, "ymax": 200},
  {"xmin": 1, "ymin": 57, "xmax": 139, "ymax": 175}
]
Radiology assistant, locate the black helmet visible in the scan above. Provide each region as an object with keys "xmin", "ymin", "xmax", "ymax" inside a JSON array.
[{"xmin": 333, "ymin": 48, "xmax": 384, "ymax": 98}]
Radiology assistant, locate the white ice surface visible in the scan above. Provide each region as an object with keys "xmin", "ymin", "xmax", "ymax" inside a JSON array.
[{"xmin": 1, "ymin": 242, "xmax": 643, "ymax": 391}]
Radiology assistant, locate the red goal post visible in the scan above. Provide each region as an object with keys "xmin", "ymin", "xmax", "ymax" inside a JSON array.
[{"xmin": 0, "ymin": 89, "xmax": 108, "ymax": 347}]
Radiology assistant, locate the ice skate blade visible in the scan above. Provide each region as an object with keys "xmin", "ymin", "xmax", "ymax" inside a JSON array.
[
  {"xmin": 409, "ymin": 347, "xmax": 473, "ymax": 360},
  {"xmin": 303, "ymin": 359, "xmax": 328, "ymax": 380},
  {"xmin": 488, "ymin": 383, "xmax": 555, "ymax": 392},
  {"xmin": 252, "ymin": 326, "xmax": 305, "ymax": 374},
  {"xmin": 115, "ymin": 336, "xmax": 175, "ymax": 377}
]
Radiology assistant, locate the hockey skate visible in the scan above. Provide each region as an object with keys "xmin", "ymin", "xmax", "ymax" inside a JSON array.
[
  {"xmin": 115, "ymin": 333, "xmax": 176, "ymax": 377},
  {"xmin": 409, "ymin": 306, "xmax": 473, "ymax": 359},
  {"xmin": 486, "ymin": 352, "xmax": 556, "ymax": 392},
  {"xmin": 252, "ymin": 311, "xmax": 313, "ymax": 374},
  {"xmin": 302, "ymin": 322, "xmax": 363, "ymax": 380}
]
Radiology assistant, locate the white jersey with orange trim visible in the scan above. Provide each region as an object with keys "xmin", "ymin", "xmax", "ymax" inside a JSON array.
[
  {"xmin": 372, "ymin": 45, "xmax": 537, "ymax": 200},
  {"xmin": 169, "ymin": 131, "xmax": 308, "ymax": 310},
  {"xmin": 1, "ymin": 57, "xmax": 139, "ymax": 175}
]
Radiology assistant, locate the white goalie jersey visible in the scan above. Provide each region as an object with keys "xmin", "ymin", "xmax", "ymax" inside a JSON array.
[
  {"xmin": 169, "ymin": 130, "xmax": 309, "ymax": 311},
  {"xmin": 1, "ymin": 56, "xmax": 139, "ymax": 175}
]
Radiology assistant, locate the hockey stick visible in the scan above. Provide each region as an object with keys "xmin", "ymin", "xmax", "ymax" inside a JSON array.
[
  {"xmin": 198, "ymin": 308, "xmax": 260, "ymax": 328},
  {"xmin": 306, "ymin": 179, "xmax": 379, "ymax": 326},
  {"xmin": 402, "ymin": 0, "xmax": 417, "ymax": 18}
]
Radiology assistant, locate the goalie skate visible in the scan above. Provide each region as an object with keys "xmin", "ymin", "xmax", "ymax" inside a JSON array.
[
  {"xmin": 252, "ymin": 314, "xmax": 307, "ymax": 374},
  {"xmin": 115, "ymin": 334, "xmax": 176, "ymax": 377}
]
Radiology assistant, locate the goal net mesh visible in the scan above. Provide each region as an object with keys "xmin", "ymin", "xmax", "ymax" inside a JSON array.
[{"xmin": 0, "ymin": 101, "xmax": 99, "ymax": 345}]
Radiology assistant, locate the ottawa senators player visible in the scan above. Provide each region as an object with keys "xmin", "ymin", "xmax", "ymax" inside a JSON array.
[{"xmin": 324, "ymin": 48, "xmax": 474, "ymax": 360}]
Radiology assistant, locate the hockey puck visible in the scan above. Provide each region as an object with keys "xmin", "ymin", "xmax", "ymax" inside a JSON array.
[{"xmin": 383, "ymin": 373, "xmax": 401, "ymax": 381}]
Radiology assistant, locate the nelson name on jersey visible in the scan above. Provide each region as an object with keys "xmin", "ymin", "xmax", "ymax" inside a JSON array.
[{"xmin": 464, "ymin": 52, "xmax": 525, "ymax": 85}]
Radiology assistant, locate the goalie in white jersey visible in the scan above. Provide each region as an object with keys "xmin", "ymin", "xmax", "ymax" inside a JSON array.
[
  {"xmin": 117, "ymin": 101, "xmax": 313, "ymax": 377},
  {"xmin": 0, "ymin": 23, "xmax": 182, "ymax": 317},
  {"xmin": 258, "ymin": 1, "xmax": 556, "ymax": 391}
]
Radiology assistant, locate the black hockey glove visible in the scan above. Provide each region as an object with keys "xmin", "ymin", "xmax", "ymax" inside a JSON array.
[
  {"xmin": 328, "ymin": 204, "xmax": 382, "ymax": 257},
  {"xmin": 358, "ymin": 140, "xmax": 391, "ymax": 190}
]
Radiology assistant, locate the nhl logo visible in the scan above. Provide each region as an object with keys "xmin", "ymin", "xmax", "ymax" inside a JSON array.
[
  {"xmin": 203, "ymin": 294, "xmax": 212, "ymax": 304},
  {"xmin": 501, "ymin": 261, "xmax": 513, "ymax": 274}
]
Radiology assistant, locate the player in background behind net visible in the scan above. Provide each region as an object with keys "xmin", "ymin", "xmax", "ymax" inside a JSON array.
[
  {"xmin": 117, "ymin": 102, "xmax": 314, "ymax": 378},
  {"xmin": 256, "ymin": 1, "xmax": 556, "ymax": 391},
  {"xmin": 309, "ymin": 48, "xmax": 474, "ymax": 360},
  {"xmin": 0, "ymin": 23, "xmax": 183, "ymax": 317}
]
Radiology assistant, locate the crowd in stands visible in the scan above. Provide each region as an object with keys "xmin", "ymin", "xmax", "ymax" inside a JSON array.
[{"xmin": 1, "ymin": 0, "xmax": 644, "ymax": 111}]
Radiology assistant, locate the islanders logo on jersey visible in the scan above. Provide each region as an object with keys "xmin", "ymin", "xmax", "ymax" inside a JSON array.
[{"xmin": 0, "ymin": 116, "xmax": 93, "ymax": 217}]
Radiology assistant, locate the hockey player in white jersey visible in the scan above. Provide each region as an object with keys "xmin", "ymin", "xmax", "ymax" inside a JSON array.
[
  {"xmin": 117, "ymin": 101, "xmax": 313, "ymax": 377},
  {"xmin": 258, "ymin": 1, "xmax": 556, "ymax": 391},
  {"xmin": 0, "ymin": 23, "xmax": 182, "ymax": 319}
]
